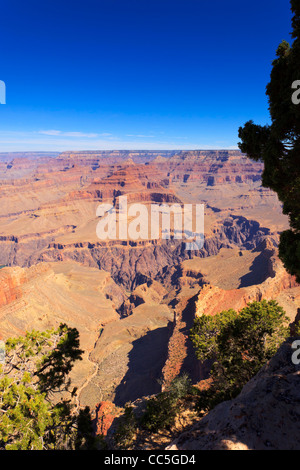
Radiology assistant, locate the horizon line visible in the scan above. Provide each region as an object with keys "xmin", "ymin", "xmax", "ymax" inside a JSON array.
[{"xmin": 0, "ymin": 147, "xmax": 241, "ymax": 154}]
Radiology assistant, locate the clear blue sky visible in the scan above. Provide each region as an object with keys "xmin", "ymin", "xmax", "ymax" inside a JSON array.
[{"xmin": 0, "ymin": 0, "xmax": 293, "ymax": 151}]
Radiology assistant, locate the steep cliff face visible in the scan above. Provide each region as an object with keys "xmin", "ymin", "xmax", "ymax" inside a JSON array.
[
  {"xmin": 160, "ymin": 241, "xmax": 300, "ymax": 389},
  {"xmin": 167, "ymin": 337, "xmax": 300, "ymax": 450},
  {"xmin": 38, "ymin": 216, "xmax": 270, "ymax": 290},
  {"xmin": 150, "ymin": 150, "xmax": 264, "ymax": 185},
  {"xmin": 0, "ymin": 267, "xmax": 26, "ymax": 307},
  {"xmin": 193, "ymin": 241, "xmax": 299, "ymax": 321},
  {"xmin": 0, "ymin": 214, "xmax": 272, "ymax": 290}
]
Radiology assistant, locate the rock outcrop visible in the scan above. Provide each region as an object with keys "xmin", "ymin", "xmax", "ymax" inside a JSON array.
[{"xmin": 167, "ymin": 337, "xmax": 300, "ymax": 450}]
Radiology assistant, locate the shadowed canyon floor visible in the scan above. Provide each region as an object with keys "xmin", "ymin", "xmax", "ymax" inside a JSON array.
[{"xmin": 0, "ymin": 150, "xmax": 299, "ymax": 412}]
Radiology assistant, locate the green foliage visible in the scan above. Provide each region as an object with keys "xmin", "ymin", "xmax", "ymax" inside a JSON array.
[
  {"xmin": 114, "ymin": 404, "xmax": 137, "ymax": 449},
  {"xmin": 190, "ymin": 309, "xmax": 238, "ymax": 362},
  {"xmin": 110, "ymin": 373, "xmax": 195, "ymax": 448},
  {"xmin": 238, "ymin": 1, "xmax": 300, "ymax": 282},
  {"xmin": 0, "ymin": 324, "xmax": 95, "ymax": 450},
  {"xmin": 191, "ymin": 301, "xmax": 289, "ymax": 412},
  {"xmin": 168, "ymin": 372, "xmax": 193, "ymax": 400},
  {"xmin": 0, "ymin": 376, "xmax": 52, "ymax": 450},
  {"xmin": 141, "ymin": 392, "xmax": 178, "ymax": 433},
  {"xmin": 294, "ymin": 321, "xmax": 300, "ymax": 336},
  {"xmin": 141, "ymin": 373, "xmax": 194, "ymax": 433}
]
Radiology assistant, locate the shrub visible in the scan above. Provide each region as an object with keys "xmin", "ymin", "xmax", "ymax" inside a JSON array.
[
  {"xmin": 113, "ymin": 404, "xmax": 137, "ymax": 449},
  {"xmin": 141, "ymin": 392, "xmax": 178, "ymax": 433},
  {"xmin": 191, "ymin": 300, "xmax": 289, "ymax": 411}
]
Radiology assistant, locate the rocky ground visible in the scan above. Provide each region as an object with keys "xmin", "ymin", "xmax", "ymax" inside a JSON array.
[{"xmin": 166, "ymin": 337, "xmax": 300, "ymax": 450}]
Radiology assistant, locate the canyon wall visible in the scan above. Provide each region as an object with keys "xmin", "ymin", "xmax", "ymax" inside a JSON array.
[{"xmin": 0, "ymin": 149, "xmax": 298, "ymax": 410}]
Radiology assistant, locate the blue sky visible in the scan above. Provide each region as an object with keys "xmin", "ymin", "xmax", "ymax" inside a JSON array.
[{"xmin": 0, "ymin": 0, "xmax": 293, "ymax": 151}]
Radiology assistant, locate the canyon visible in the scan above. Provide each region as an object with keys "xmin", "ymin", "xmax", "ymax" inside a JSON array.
[{"xmin": 0, "ymin": 149, "xmax": 298, "ymax": 421}]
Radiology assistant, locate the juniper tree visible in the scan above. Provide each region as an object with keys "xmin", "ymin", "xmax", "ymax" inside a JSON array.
[
  {"xmin": 190, "ymin": 300, "xmax": 289, "ymax": 410},
  {"xmin": 0, "ymin": 323, "xmax": 95, "ymax": 450},
  {"xmin": 238, "ymin": 0, "xmax": 300, "ymax": 282}
]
